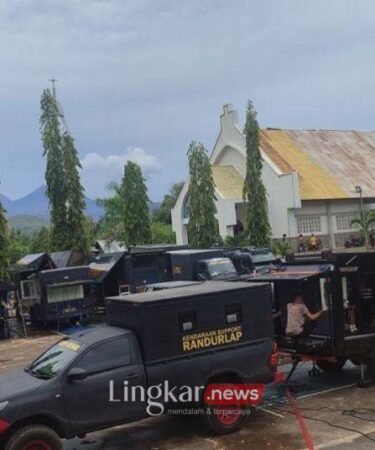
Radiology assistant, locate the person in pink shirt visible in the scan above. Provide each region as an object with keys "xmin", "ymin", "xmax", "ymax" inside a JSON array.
[{"xmin": 286, "ymin": 293, "xmax": 324, "ymax": 339}]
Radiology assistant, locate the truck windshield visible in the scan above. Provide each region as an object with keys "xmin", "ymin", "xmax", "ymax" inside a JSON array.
[
  {"xmin": 27, "ymin": 339, "xmax": 81, "ymax": 380},
  {"xmin": 251, "ymin": 252, "xmax": 275, "ymax": 263},
  {"xmin": 207, "ymin": 260, "xmax": 237, "ymax": 278}
]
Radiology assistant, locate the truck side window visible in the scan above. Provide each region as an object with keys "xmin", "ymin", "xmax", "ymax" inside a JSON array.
[
  {"xmin": 225, "ymin": 304, "xmax": 243, "ymax": 324},
  {"xmin": 179, "ymin": 311, "xmax": 197, "ymax": 333},
  {"xmin": 76, "ymin": 337, "xmax": 132, "ymax": 374}
]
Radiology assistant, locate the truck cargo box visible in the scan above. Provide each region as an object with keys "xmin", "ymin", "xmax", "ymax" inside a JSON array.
[{"xmin": 106, "ymin": 281, "xmax": 273, "ymax": 363}]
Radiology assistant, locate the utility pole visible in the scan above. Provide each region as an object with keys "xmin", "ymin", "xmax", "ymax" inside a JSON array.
[{"xmin": 355, "ymin": 185, "xmax": 368, "ymax": 248}]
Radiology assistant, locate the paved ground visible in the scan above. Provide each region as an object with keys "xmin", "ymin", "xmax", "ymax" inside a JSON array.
[
  {"xmin": 62, "ymin": 384, "xmax": 375, "ymax": 450},
  {"xmin": 0, "ymin": 332, "xmax": 59, "ymax": 372},
  {"xmin": 2, "ymin": 335, "xmax": 375, "ymax": 449}
]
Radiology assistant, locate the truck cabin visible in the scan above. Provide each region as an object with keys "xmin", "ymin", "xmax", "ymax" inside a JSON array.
[
  {"xmin": 249, "ymin": 264, "xmax": 335, "ymax": 355},
  {"xmin": 167, "ymin": 249, "xmax": 225, "ymax": 281},
  {"xmin": 224, "ymin": 251, "xmax": 254, "ymax": 275},
  {"xmin": 20, "ymin": 267, "xmax": 95, "ymax": 325},
  {"xmin": 197, "ymin": 257, "xmax": 240, "ymax": 280},
  {"xmin": 242, "ymin": 247, "xmax": 280, "ymax": 273},
  {"xmin": 224, "ymin": 248, "xmax": 280, "ymax": 275}
]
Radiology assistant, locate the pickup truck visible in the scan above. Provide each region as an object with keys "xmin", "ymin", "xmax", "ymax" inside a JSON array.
[{"xmin": 0, "ymin": 282, "xmax": 278, "ymax": 450}]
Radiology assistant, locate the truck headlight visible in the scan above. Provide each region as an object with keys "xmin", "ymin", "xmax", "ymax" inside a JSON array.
[{"xmin": 0, "ymin": 401, "xmax": 8, "ymax": 412}]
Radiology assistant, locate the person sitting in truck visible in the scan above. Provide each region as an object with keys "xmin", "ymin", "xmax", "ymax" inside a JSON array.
[{"xmin": 286, "ymin": 293, "xmax": 324, "ymax": 339}]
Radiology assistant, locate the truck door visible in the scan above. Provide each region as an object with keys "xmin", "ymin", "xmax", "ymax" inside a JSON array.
[{"xmin": 63, "ymin": 335, "xmax": 146, "ymax": 432}]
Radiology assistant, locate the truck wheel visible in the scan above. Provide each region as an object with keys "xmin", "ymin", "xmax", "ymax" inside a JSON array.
[
  {"xmin": 316, "ymin": 358, "xmax": 347, "ymax": 372},
  {"xmin": 5, "ymin": 425, "xmax": 63, "ymax": 450},
  {"xmin": 205, "ymin": 405, "xmax": 246, "ymax": 435}
]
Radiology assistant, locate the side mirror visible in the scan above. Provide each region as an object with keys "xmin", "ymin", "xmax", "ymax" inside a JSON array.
[{"xmin": 67, "ymin": 367, "xmax": 87, "ymax": 382}]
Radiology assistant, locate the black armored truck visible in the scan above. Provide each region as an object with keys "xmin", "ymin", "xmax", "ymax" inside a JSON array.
[{"xmin": 0, "ymin": 282, "xmax": 278, "ymax": 449}]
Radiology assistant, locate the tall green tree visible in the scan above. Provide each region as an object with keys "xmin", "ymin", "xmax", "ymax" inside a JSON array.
[
  {"xmin": 62, "ymin": 132, "xmax": 89, "ymax": 252},
  {"xmin": 122, "ymin": 161, "xmax": 151, "ymax": 247},
  {"xmin": 97, "ymin": 182, "xmax": 124, "ymax": 241},
  {"xmin": 40, "ymin": 88, "xmax": 89, "ymax": 252},
  {"xmin": 29, "ymin": 227, "xmax": 51, "ymax": 254},
  {"xmin": 153, "ymin": 181, "xmax": 184, "ymax": 224},
  {"xmin": 187, "ymin": 141, "xmax": 218, "ymax": 248},
  {"xmin": 150, "ymin": 222, "xmax": 176, "ymax": 244},
  {"xmin": 0, "ymin": 201, "xmax": 10, "ymax": 279},
  {"xmin": 243, "ymin": 101, "xmax": 272, "ymax": 247},
  {"xmin": 40, "ymin": 88, "xmax": 68, "ymax": 250},
  {"xmin": 9, "ymin": 230, "xmax": 31, "ymax": 265}
]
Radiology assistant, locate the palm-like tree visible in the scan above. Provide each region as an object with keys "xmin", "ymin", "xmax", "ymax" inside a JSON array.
[
  {"xmin": 224, "ymin": 233, "xmax": 248, "ymax": 247},
  {"xmin": 351, "ymin": 210, "xmax": 375, "ymax": 248}
]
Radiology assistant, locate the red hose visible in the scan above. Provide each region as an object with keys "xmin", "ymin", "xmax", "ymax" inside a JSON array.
[{"xmin": 285, "ymin": 386, "xmax": 315, "ymax": 450}]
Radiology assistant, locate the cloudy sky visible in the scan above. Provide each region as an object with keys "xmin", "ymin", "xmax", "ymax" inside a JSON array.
[{"xmin": 1, "ymin": 0, "xmax": 375, "ymax": 201}]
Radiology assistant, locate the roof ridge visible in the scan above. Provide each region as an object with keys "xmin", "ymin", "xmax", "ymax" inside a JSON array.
[{"xmin": 263, "ymin": 128, "xmax": 375, "ymax": 132}]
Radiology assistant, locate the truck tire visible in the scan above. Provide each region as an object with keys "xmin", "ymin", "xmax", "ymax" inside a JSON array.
[
  {"xmin": 205, "ymin": 405, "xmax": 246, "ymax": 435},
  {"xmin": 316, "ymin": 358, "xmax": 347, "ymax": 373},
  {"xmin": 5, "ymin": 425, "xmax": 63, "ymax": 450}
]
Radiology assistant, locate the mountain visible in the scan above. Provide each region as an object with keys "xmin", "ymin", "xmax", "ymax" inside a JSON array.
[
  {"xmin": 0, "ymin": 186, "xmax": 103, "ymax": 219},
  {"xmin": 1, "ymin": 187, "xmax": 161, "ymax": 220},
  {"xmin": 0, "ymin": 193, "xmax": 13, "ymax": 212}
]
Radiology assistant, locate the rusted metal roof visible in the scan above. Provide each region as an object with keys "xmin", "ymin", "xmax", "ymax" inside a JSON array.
[{"xmin": 260, "ymin": 129, "xmax": 375, "ymax": 200}]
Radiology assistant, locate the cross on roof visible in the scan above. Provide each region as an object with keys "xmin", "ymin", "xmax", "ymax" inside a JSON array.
[{"xmin": 49, "ymin": 76, "xmax": 57, "ymax": 97}]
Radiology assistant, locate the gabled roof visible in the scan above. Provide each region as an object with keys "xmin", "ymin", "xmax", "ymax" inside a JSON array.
[{"xmin": 260, "ymin": 129, "xmax": 375, "ymax": 200}]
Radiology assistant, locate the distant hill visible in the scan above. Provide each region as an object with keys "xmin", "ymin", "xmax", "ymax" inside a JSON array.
[
  {"xmin": 8, "ymin": 215, "xmax": 50, "ymax": 235},
  {"xmin": 0, "ymin": 186, "xmax": 103, "ymax": 219},
  {"xmin": 0, "ymin": 193, "xmax": 13, "ymax": 212},
  {"xmin": 1, "ymin": 187, "xmax": 162, "ymax": 235}
]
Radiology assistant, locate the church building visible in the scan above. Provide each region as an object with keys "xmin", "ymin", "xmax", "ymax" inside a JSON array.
[{"xmin": 172, "ymin": 104, "xmax": 375, "ymax": 248}]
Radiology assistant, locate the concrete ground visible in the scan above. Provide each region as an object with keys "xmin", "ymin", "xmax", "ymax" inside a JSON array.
[
  {"xmin": 0, "ymin": 333, "xmax": 59, "ymax": 372},
  {"xmin": 2, "ymin": 335, "xmax": 375, "ymax": 450}
]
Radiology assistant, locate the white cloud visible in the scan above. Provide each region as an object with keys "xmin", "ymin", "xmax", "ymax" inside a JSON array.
[{"xmin": 81, "ymin": 147, "xmax": 161, "ymax": 198}]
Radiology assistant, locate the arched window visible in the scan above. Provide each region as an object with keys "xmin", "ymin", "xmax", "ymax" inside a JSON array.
[{"xmin": 182, "ymin": 195, "xmax": 190, "ymax": 220}]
